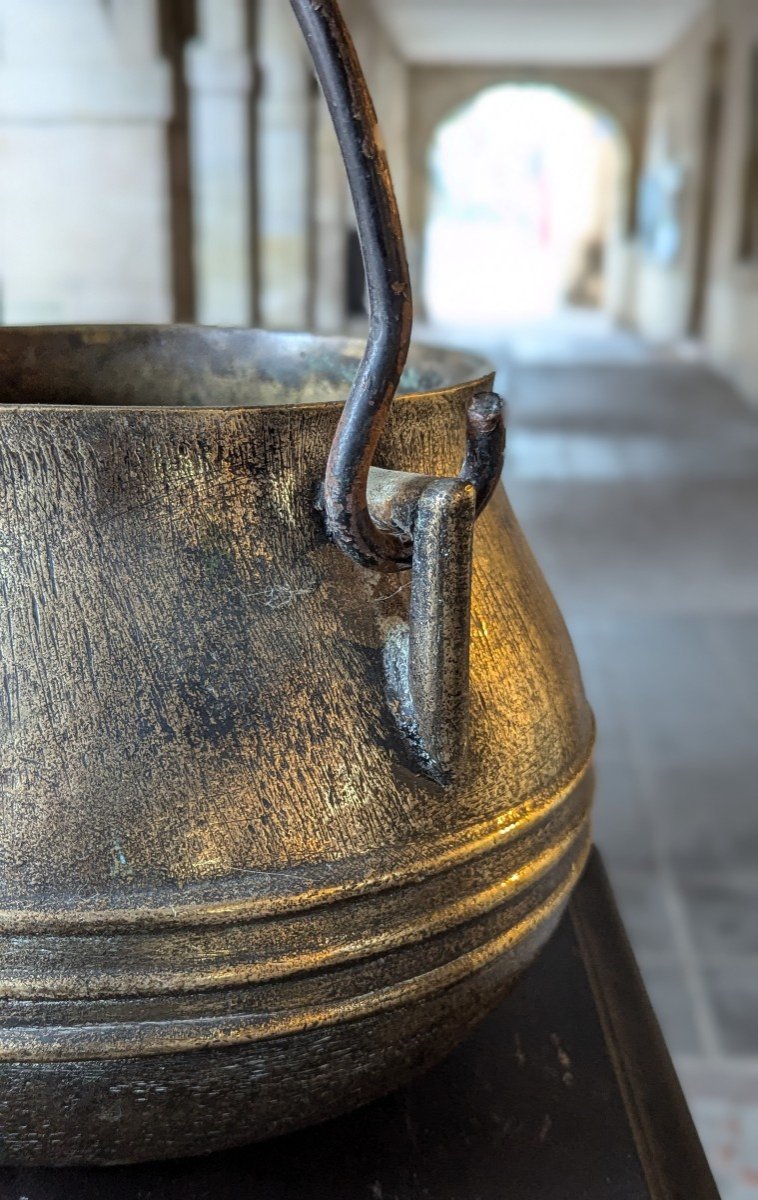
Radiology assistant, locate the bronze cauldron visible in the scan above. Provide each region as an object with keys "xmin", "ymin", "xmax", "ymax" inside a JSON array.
[{"xmin": 0, "ymin": 0, "xmax": 594, "ymax": 1167}]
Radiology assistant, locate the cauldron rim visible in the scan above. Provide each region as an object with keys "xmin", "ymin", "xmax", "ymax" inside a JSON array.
[{"xmin": 0, "ymin": 324, "xmax": 495, "ymax": 412}]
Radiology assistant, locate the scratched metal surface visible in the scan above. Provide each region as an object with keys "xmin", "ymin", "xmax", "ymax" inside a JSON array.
[
  {"xmin": 0, "ymin": 327, "xmax": 593, "ymax": 1163},
  {"xmin": 0, "ymin": 853, "xmax": 720, "ymax": 1199}
]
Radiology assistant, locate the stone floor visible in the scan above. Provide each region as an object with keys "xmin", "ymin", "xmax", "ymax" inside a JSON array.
[{"xmin": 421, "ymin": 311, "xmax": 758, "ymax": 1199}]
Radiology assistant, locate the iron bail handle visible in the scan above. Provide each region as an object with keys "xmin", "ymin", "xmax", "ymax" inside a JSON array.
[{"xmin": 290, "ymin": 0, "xmax": 505, "ymax": 572}]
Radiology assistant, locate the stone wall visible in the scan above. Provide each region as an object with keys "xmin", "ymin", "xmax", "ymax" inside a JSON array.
[
  {"xmin": 0, "ymin": 0, "xmax": 174, "ymax": 324},
  {"xmin": 702, "ymin": 0, "xmax": 758, "ymax": 400},
  {"xmin": 0, "ymin": 0, "xmax": 409, "ymax": 334},
  {"xmin": 633, "ymin": 8, "xmax": 716, "ymax": 342},
  {"xmin": 631, "ymin": 0, "xmax": 758, "ymax": 402}
]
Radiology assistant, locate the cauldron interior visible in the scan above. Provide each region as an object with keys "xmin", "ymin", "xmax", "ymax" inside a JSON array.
[{"xmin": 0, "ymin": 326, "xmax": 490, "ymax": 410}]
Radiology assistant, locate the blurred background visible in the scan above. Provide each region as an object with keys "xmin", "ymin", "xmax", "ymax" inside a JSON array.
[{"xmin": 1, "ymin": 0, "xmax": 757, "ymax": 1193}]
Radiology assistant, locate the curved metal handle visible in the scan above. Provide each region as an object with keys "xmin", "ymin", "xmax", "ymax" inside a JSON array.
[
  {"xmin": 291, "ymin": 0, "xmax": 505, "ymax": 573},
  {"xmin": 290, "ymin": 0, "xmax": 412, "ymax": 571}
]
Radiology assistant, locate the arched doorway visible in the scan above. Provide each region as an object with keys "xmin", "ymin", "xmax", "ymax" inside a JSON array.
[{"xmin": 422, "ymin": 84, "xmax": 628, "ymax": 327}]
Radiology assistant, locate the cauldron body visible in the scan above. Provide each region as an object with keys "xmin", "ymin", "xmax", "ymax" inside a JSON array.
[{"xmin": 0, "ymin": 327, "xmax": 593, "ymax": 1164}]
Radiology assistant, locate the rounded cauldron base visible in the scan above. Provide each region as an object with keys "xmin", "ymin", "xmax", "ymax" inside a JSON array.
[{"xmin": 0, "ymin": 938, "xmax": 547, "ymax": 1167}]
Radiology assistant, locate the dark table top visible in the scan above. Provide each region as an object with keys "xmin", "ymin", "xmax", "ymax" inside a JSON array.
[{"xmin": 0, "ymin": 850, "xmax": 720, "ymax": 1200}]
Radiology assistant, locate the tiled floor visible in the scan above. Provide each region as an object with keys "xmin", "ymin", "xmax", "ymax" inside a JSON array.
[{"xmin": 421, "ymin": 311, "xmax": 758, "ymax": 1198}]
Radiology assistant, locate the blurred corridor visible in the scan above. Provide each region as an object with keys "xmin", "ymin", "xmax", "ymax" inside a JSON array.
[{"xmin": 441, "ymin": 309, "xmax": 758, "ymax": 1198}]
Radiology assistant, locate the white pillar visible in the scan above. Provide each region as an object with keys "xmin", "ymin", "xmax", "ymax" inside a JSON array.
[
  {"xmin": 256, "ymin": 0, "xmax": 312, "ymax": 331},
  {"xmin": 0, "ymin": 0, "xmax": 173, "ymax": 325},
  {"xmin": 109, "ymin": 0, "xmax": 161, "ymax": 62},
  {"xmin": 186, "ymin": 0, "xmax": 254, "ymax": 327},
  {"xmin": 312, "ymin": 100, "xmax": 348, "ymax": 334}
]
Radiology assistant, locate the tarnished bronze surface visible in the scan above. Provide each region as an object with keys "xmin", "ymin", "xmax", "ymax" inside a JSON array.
[
  {"xmin": 0, "ymin": 0, "xmax": 593, "ymax": 1166},
  {"xmin": 0, "ymin": 326, "xmax": 594, "ymax": 1164}
]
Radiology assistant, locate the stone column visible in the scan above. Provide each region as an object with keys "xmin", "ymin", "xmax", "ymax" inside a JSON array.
[
  {"xmin": 0, "ymin": 0, "xmax": 173, "ymax": 324},
  {"xmin": 312, "ymin": 100, "xmax": 348, "ymax": 334},
  {"xmin": 341, "ymin": 0, "xmax": 414, "ymax": 322},
  {"xmin": 186, "ymin": 0, "xmax": 254, "ymax": 327},
  {"xmin": 255, "ymin": 0, "xmax": 312, "ymax": 331}
]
